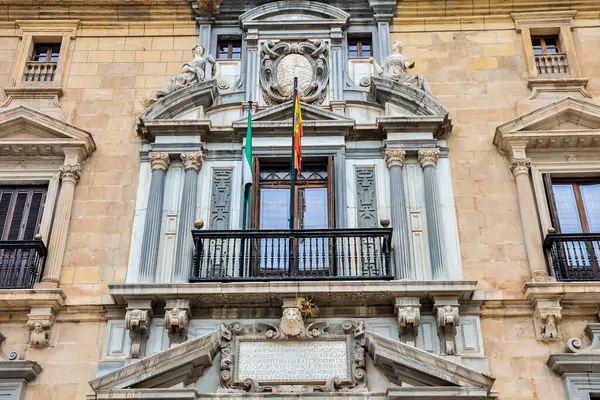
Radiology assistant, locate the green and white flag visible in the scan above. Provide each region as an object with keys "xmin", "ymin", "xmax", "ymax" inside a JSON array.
[{"xmin": 242, "ymin": 102, "xmax": 253, "ymax": 229}]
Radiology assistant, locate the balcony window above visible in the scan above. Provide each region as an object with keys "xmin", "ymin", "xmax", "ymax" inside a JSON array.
[
  {"xmin": 0, "ymin": 186, "xmax": 48, "ymax": 289},
  {"xmin": 532, "ymin": 36, "xmax": 560, "ymax": 55},
  {"xmin": 217, "ymin": 39, "xmax": 241, "ymax": 60},
  {"xmin": 348, "ymin": 38, "xmax": 371, "ymax": 58},
  {"xmin": 31, "ymin": 43, "xmax": 61, "ymax": 62}
]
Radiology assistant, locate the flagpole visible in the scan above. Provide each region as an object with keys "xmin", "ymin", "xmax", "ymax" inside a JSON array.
[
  {"xmin": 242, "ymin": 100, "xmax": 252, "ymax": 231},
  {"xmin": 288, "ymin": 77, "xmax": 298, "ymax": 231}
]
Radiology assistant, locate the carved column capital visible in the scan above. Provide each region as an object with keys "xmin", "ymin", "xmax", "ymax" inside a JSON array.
[
  {"xmin": 125, "ymin": 308, "xmax": 152, "ymax": 358},
  {"xmin": 27, "ymin": 309, "xmax": 55, "ymax": 347},
  {"xmin": 533, "ymin": 298, "xmax": 562, "ymax": 341},
  {"xmin": 149, "ymin": 152, "xmax": 170, "ymax": 171},
  {"xmin": 165, "ymin": 299, "xmax": 191, "ymax": 347},
  {"xmin": 59, "ymin": 164, "xmax": 82, "ymax": 184},
  {"xmin": 395, "ymin": 297, "xmax": 421, "ymax": 347},
  {"xmin": 181, "ymin": 151, "xmax": 205, "ymax": 172},
  {"xmin": 384, "ymin": 148, "xmax": 406, "ymax": 168},
  {"xmin": 510, "ymin": 157, "xmax": 532, "ymax": 176},
  {"xmin": 418, "ymin": 148, "xmax": 440, "ymax": 168},
  {"xmin": 434, "ymin": 302, "xmax": 460, "ymax": 355}
]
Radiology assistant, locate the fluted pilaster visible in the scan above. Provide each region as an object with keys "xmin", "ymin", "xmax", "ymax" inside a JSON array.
[
  {"xmin": 40, "ymin": 164, "xmax": 82, "ymax": 287},
  {"xmin": 418, "ymin": 149, "xmax": 446, "ymax": 279},
  {"xmin": 510, "ymin": 157, "xmax": 549, "ymax": 281},
  {"xmin": 138, "ymin": 152, "xmax": 170, "ymax": 283},
  {"xmin": 173, "ymin": 151, "xmax": 204, "ymax": 283},
  {"xmin": 384, "ymin": 148, "xmax": 413, "ymax": 279}
]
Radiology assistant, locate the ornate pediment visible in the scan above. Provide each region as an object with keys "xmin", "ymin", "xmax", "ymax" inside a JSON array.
[
  {"xmin": 494, "ymin": 96, "xmax": 600, "ymax": 154},
  {"xmin": 239, "ymin": 1, "xmax": 349, "ymax": 26},
  {"xmin": 232, "ymin": 101, "xmax": 355, "ymax": 136},
  {"xmin": 0, "ymin": 105, "xmax": 95, "ymax": 158},
  {"xmin": 88, "ymin": 322, "xmax": 495, "ymax": 400}
]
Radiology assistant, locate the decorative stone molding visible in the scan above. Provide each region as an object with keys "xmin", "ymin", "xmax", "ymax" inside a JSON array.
[
  {"xmin": 567, "ymin": 323, "xmax": 600, "ymax": 354},
  {"xmin": 509, "ymin": 157, "xmax": 531, "ymax": 176},
  {"xmin": 418, "ymin": 149, "xmax": 440, "ymax": 168},
  {"xmin": 533, "ymin": 298, "xmax": 562, "ymax": 341},
  {"xmin": 384, "ymin": 148, "xmax": 406, "ymax": 168},
  {"xmin": 280, "ymin": 298, "xmax": 306, "ymax": 337},
  {"xmin": 395, "ymin": 297, "xmax": 421, "ymax": 347},
  {"xmin": 218, "ymin": 320, "xmax": 366, "ymax": 393},
  {"xmin": 259, "ymin": 40, "xmax": 329, "ymax": 105},
  {"xmin": 125, "ymin": 307, "xmax": 152, "ymax": 359},
  {"xmin": 435, "ymin": 303, "xmax": 460, "ymax": 355},
  {"xmin": 149, "ymin": 152, "xmax": 170, "ymax": 171},
  {"xmin": 164, "ymin": 299, "xmax": 191, "ymax": 347},
  {"xmin": 26, "ymin": 308, "xmax": 55, "ymax": 347},
  {"xmin": 181, "ymin": 151, "xmax": 205, "ymax": 172},
  {"xmin": 59, "ymin": 164, "xmax": 82, "ymax": 184}
]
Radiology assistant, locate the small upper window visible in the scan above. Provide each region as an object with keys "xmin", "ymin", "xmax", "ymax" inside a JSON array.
[
  {"xmin": 532, "ymin": 36, "xmax": 560, "ymax": 55},
  {"xmin": 217, "ymin": 39, "xmax": 242, "ymax": 60},
  {"xmin": 0, "ymin": 186, "xmax": 47, "ymax": 241},
  {"xmin": 348, "ymin": 38, "xmax": 372, "ymax": 58},
  {"xmin": 31, "ymin": 43, "xmax": 61, "ymax": 62}
]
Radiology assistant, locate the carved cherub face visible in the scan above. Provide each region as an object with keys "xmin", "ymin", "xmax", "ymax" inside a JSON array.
[
  {"xmin": 392, "ymin": 41, "xmax": 404, "ymax": 53},
  {"xmin": 192, "ymin": 44, "xmax": 205, "ymax": 58}
]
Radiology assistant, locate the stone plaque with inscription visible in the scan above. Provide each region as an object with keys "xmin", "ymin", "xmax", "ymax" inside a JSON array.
[
  {"xmin": 237, "ymin": 340, "xmax": 349, "ymax": 383},
  {"xmin": 218, "ymin": 320, "xmax": 367, "ymax": 393}
]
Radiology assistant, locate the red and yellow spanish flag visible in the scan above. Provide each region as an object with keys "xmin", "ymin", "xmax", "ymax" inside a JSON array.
[{"xmin": 293, "ymin": 91, "xmax": 303, "ymax": 174}]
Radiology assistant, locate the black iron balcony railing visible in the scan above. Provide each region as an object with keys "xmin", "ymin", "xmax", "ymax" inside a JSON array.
[
  {"xmin": 190, "ymin": 228, "xmax": 393, "ymax": 281},
  {"xmin": 0, "ymin": 240, "xmax": 47, "ymax": 289},
  {"xmin": 544, "ymin": 233, "xmax": 600, "ymax": 281}
]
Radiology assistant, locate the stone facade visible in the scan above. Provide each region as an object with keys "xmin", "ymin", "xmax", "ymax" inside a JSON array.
[{"xmin": 0, "ymin": 1, "xmax": 598, "ymax": 400}]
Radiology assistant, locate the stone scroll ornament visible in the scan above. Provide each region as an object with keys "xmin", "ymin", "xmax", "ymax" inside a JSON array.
[
  {"xmin": 218, "ymin": 320, "xmax": 367, "ymax": 393},
  {"xmin": 156, "ymin": 45, "xmax": 215, "ymax": 99},
  {"xmin": 259, "ymin": 40, "xmax": 329, "ymax": 105},
  {"xmin": 367, "ymin": 40, "xmax": 432, "ymax": 94}
]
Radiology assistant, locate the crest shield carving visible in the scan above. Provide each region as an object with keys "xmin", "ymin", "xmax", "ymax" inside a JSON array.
[{"xmin": 259, "ymin": 40, "xmax": 329, "ymax": 105}]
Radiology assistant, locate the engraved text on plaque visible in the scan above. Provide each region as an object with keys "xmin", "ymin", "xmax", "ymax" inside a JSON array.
[{"xmin": 237, "ymin": 340, "xmax": 349, "ymax": 382}]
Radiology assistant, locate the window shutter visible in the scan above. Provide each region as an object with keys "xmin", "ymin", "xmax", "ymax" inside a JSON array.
[
  {"xmin": 543, "ymin": 174, "xmax": 561, "ymax": 233},
  {"xmin": 7, "ymin": 192, "xmax": 28, "ymax": 240},
  {"xmin": 0, "ymin": 187, "xmax": 47, "ymax": 241},
  {"xmin": 0, "ymin": 191, "xmax": 12, "ymax": 238},
  {"xmin": 327, "ymin": 155, "xmax": 335, "ymax": 229},
  {"xmin": 24, "ymin": 190, "xmax": 46, "ymax": 240}
]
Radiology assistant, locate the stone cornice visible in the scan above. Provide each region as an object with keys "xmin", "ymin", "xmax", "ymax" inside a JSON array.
[
  {"xmin": 108, "ymin": 281, "xmax": 478, "ymax": 309},
  {"xmin": 511, "ymin": 10, "xmax": 577, "ymax": 31},
  {"xmin": 0, "ymin": 360, "xmax": 42, "ymax": 382},
  {"xmin": 0, "ymin": 289, "xmax": 65, "ymax": 312}
]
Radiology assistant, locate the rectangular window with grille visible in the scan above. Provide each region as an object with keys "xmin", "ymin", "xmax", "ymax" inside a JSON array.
[{"xmin": 0, "ymin": 186, "xmax": 47, "ymax": 241}]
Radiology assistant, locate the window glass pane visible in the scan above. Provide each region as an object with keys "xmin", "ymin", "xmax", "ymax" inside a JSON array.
[
  {"xmin": 259, "ymin": 188, "xmax": 290, "ymax": 230},
  {"xmin": 301, "ymin": 188, "xmax": 328, "ymax": 229},
  {"xmin": 531, "ymin": 38, "xmax": 542, "ymax": 46},
  {"xmin": 545, "ymin": 37, "xmax": 558, "ymax": 46},
  {"xmin": 533, "ymin": 47, "xmax": 543, "ymax": 55},
  {"xmin": 581, "ymin": 184, "xmax": 600, "ymax": 232},
  {"xmin": 298, "ymin": 188, "xmax": 329, "ymax": 271},
  {"xmin": 361, "ymin": 43, "xmax": 371, "ymax": 56},
  {"xmin": 553, "ymin": 184, "xmax": 583, "ymax": 233}
]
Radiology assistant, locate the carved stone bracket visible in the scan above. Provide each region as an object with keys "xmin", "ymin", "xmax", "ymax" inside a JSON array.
[
  {"xmin": 218, "ymin": 319, "xmax": 366, "ymax": 393},
  {"xmin": 435, "ymin": 302, "xmax": 460, "ymax": 355},
  {"xmin": 164, "ymin": 299, "xmax": 191, "ymax": 347},
  {"xmin": 27, "ymin": 307, "xmax": 55, "ymax": 347},
  {"xmin": 125, "ymin": 300, "xmax": 153, "ymax": 358},
  {"xmin": 533, "ymin": 298, "xmax": 562, "ymax": 341},
  {"xmin": 395, "ymin": 297, "xmax": 421, "ymax": 347},
  {"xmin": 259, "ymin": 40, "xmax": 329, "ymax": 105}
]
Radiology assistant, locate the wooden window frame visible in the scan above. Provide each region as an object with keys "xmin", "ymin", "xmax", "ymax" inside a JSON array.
[
  {"xmin": 0, "ymin": 186, "xmax": 47, "ymax": 241},
  {"xmin": 217, "ymin": 39, "xmax": 242, "ymax": 60},
  {"xmin": 31, "ymin": 42, "xmax": 61, "ymax": 62},
  {"xmin": 348, "ymin": 38, "xmax": 372, "ymax": 58},
  {"xmin": 251, "ymin": 156, "xmax": 335, "ymax": 230},
  {"xmin": 544, "ymin": 175, "xmax": 600, "ymax": 233},
  {"xmin": 531, "ymin": 35, "xmax": 561, "ymax": 55}
]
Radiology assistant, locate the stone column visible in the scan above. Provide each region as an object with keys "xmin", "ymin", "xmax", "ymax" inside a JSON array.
[
  {"xmin": 384, "ymin": 149, "xmax": 413, "ymax": 279},
  {"xmin": 244, "ymin": 28, "xmax": 259, "ymax": 101},
  {"xmin": 138, "ymin": 152, "xmax": 170, "ymax": 283},
  {"xmin": 418, "ymin": 149, "xmax": 446, "ymax": 280},
  {"xmin": 39, "ymin": 164, "xmax": 81, "ymax": 287},
  {"xmin": 330, "ymin": 27, "xmax": 344, "ymax": 100},
  {"xmin": 173, "ymin": 152, "xmax": 204, "ymax": 283},
  {"xmin": 510, "ymin": 158, "xmax": 549, "ymax": 282}
]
